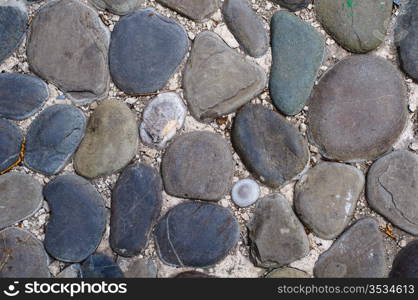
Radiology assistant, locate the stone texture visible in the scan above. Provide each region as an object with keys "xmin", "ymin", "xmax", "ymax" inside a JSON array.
[
  {"xmin": 308, "ymin": 55, "xmax": 407, "ymax": 162},
  {"xmin": 390, "ymin": 240, "xmax": 418, "ymax": 278},
  {"xmin": 57, "ymin": 264, "xmax": 82, "ymax": 278},
  {"xmin": 0, "ymin": 227, "xmax": 49, "ymax": 278},
  {"xmin": 109, "ymin": 9, "xmax": 188, "ymax": 94},
  {"xmin": 271, "ymin": 0, "xmax": 311, "ymax": 11},
  {"xmin": 156, "ymin": 0, "xmax": 219, "ymax": 22},
  {"xmin": 314, "ymin": 217, "xmax": 387, "ymax": 278},
  {"xmin": 155, "ymin": 202, "xmax": 240, "ymax": 267},
  {"xmin": 232, "ymin": 104, "xmax": 309, "ymax": 188},
  {"xmin": 395, "ymin": 0, "xmax": 418, "ymax": 81},
  {"xmin": 265, "ymin": 267, "xmax": 310, "ymax": 278},
  {"xmin": 89, "ymin": 0, "xmax": 143, "ymax": 15},
  {"xmin": 0, "ymin": 74, "xmax": 48, "ymax": 121},
  {"xmin": 270, "ymin": 11, "xmax": 325, "ymax": 115},
  {"xmin": 231, "ymin": 178, "xmax": 260, "ymax": 207},
  {"xmin": 43, "ymin": 174, "xmax": 106, "ymax": 262},
  {"xmin": 0, "ymin": 0, "xmax": 28, "ymax": 64},
  {"xmin": 315, "ymin": 0, "xmax": 392, "ymax": 53},
  {"xmin": 27, "ymin": 0, "xmax": 110, "ymax": 104},
  {"xmin": 294, "ymin": 162, "xmax": 365, "ymax": 239},
  {"xmin": 0, "ymin": 119, "xmax": 23, "ymax": 172},
  {"xmin": 81, "ymin": 254, "xmax": 124, "ymax": 278},
  {"xmin": 248, "ymin": 194, "xmax": 310, "ymax": 268},
  {"xmin": 367, "ymin": 150, "xmax": 418, "ymax": 235},
  {"xmin": 139, "ymin": 92, "xmax": 186, "ymax": 149},
  {"xmin": 161, "ymin": 131, "xmax": 233, "ymax": 201},
  {"xmin": 110, "ymin": 163, "xmax": 162, "ymax": 257},
  {"xmin": 118, "ymin": 257, "xmax": 157, "ymax": 278},
  {"xmin": 24, "ymin": 105, "xmax": 86, "ymax": 176},
  {"xmin": 222, "ymin": 0, "xmax": 269, "ymax": 57},
  {"xmin": 74, "ymin": 100, "xmax": 138, "ymax": 179},
  {"xmin": 0, "ymin": 173, "xmax": 43, "ymax": 229},
  {"xmin": 183, "ymin": 32, "xmax": 266, "ymax": 123},
  {"xmin": 174, "ymin": 271, "xmax": 214, "ymax": 278}
]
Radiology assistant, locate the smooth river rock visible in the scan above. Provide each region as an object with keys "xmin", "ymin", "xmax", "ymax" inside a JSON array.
[
  {"xmin": 109, "ymin": 9, "xmax": 188, "ymax": 94},
  {"xmin": 155, "ymin": 202, "xmax": 240, "ymax": 267},
  {"xmin": 89, "ymin": 0, "xmax": 143, "ymax": 15},
  {"xmin": 118, "ymin": 257, "xmax": 157, "ymax": 278},
  {"xmin": 27, "ymin": 0, "xmax": 110, "ymax": 104},
  {"xmin": 0, "ymin": 119, "xmax": 23, "ymax": 172},
  {"xmin": 270, "ymin": 11, "xmax": 325, "ymax": 115},
  {"xmin": 308, "ymin": 55, "xmax": 407, "ymax": 162},
  {"xmin": 390, "ymin": 240, "xmax": 418, "ymax": 278},
  {"xmin": 81, "ymin": 254, "xmax": 124, "ymax": 278},
  {"xmin": 110, "ymin": 163, "xmax": 162, "ymax": 257},
  {"xmin": 367, "ymin": 150, "xmax": 418, "ymax": 235},
  {"xmin": 0, "ymin": 227, "xmax": 49, "ymax": 278},
  {"xmin": 232, "ymin": 104, "xmax": 309, "ymax": 188},
  {"xmin": 183, "ymin": 32, "xmax": 266, "ymax": 123},
  {"xmin": 314, "ymin": 217, "xmax": 387, "ymax": 278},
  {"xmin": 248, "ymin": 194, "xmax": 310, "ymax": 268},
  {"xmin": 315, "ymin": 0, "xmax": 392, "ymax": 53},
  {"xmin": 295, "ymin": 162, "xmax": 365, "ymax": 240},
  {"xmin": 0, "ymin": 173, "xmax": 43, "ymax": 229},
  {"xmin": 231, "ymin": 178, "xmax": 260, "ymax": 207},
  {"xmin": 25, "ymin": 105, "xmax": 86, "ymax": 176},
  {"xmin": 162, "ymin": 131, "xmax": 234, "ymax": 201},
  {"xmin": 74, "ymin": 100, "xmax": 138, "ymax": 179},
  {"xmin": 266, "ymin": 267, "xmax": 310, "ymax": 278},
  {"xmin": 156, "ymin": 0, "xmax": 219, "ymax": 22},
  {"xmin": 270, "ymin": 0, "xmax": 311, "ymax": 11},
  {"xmin": 0, "ymin": 74, "xmax": 48, "ymax": 120},
  {"xmin": 43, "ymin": 175, "xmax": 106, "ymax": 262}
]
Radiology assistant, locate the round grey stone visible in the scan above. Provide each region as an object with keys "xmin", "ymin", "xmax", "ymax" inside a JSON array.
[
  {"xmin": 0, "ymin": 119, "xmax": 23, "ymax": 172},
  {"xmin": 118, "ymin": 257, "xmax": 157, "ymax": 278},
  {"xmin": 156, "ymin": 0, "xmax": 219, "ymax": 22},
  {"xmin": 231, "ymin": 178, "xmax": 260, "ymax": 207},
  {"xmin": 89, "ymin": 0, "xmax": 143, "ymax": 15}
]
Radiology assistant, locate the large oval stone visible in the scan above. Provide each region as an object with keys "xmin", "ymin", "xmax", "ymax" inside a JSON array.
[
  {"xmin": 295, "ymin": 162, "xmax": 365, "ymax": 239},
  {"xmin": 0, "ymin": 227, "xmax": 49, "ymax": 278},
  {"xmin": 0, "ymin": 74, "xmax": 48, "ymax": 121},
  {"xmin": 156, "ymin": 0, "xmax": 219, "ymax": 22},
  {"xmin": 25, "ymin": 105, "xmax": 86, "ymax": 176},
  {"xmin": 367, "ymin": 150, "xmax": 418, "ymax": 235},
  {"xmin": 27, "ymin": 0, "xmax": 110, "ymax": 104},
  {"xmin": 43, "ymin": 174, "xmax": 106, "ymax": 262},
  {"xmin": 0, "ymin": 119, "xmax": 23, "ymax": 172},
  {"xmin": 0, "ymin": 173, "xmax": 43, "ymax": 229},
  {"xmin": 161, "ymin": 131, "xmax": 233, "ymax": 201},
  {"xmin": 315, "ymin": 0, "xmax": 392, "ymax": 53},
  {"xmin": 270, "ymin": 0, "xmax": 311, "ymax": 11},
  {"xmin": 0, "ymin": 1, "xmax": 28, "ymax": 64},
  {"xmin": 89, "ymin": 0, "xmax": 143, "ymax": 15},
  {"xmin": 183, "ymin": 32, "xmax": 266, "ymax": 123},
  {"xmin": 110, "ymin": 163, "xmax": 162, "ymax": 257},
  {"xmin": 314, "ymin": 217, "xmax": 387, "ymax": 278},
  {"xmin": 154, "ymin": 202, "xmax": 240, "ymax": 267},
  {"xmin": 390, "ymin": 240, "xmax": 418, "ymax": 278},
  {"xmin": 74, "ymin": 100, "xmax": 138, "ymax": 179},
  {"xmin": 308, "ymin": 55, "xmax": 407, "ymax": 162},
  {"xmin": 109, "ymin": 9, "xmax": 188, "ymax": 94},
  {"xmin": 270, "ymin": 11, "xmax": 324, "ymax": 116},
  {"xmin": 248, "ymin": 194, "xmax": 309, "ymax": 268},
  {"xmin": 81, "ymin": 254, "xmax": 124, "ymax": 278},
  {"xmin": 232, "ymin": 104, "xmax": 309, "ymax": 188}
]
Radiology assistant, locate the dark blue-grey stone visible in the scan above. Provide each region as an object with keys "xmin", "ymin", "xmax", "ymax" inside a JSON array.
[
  {"xmin": 270, "ymin": 11, "xmax": 324, "ymax": 115},
  {"xmin": 0, "ymin": 74, "xmax": 48, "ymax": 121},
  {"xmin": 232, "ymin": 104, "xmax": 309, "ymax": 188},
  {"xmin": 81, "ymin": 254, "xmax": 124, "ymax": 278},
  {"xmin": 155, "ymin": 202, "xmax": 240, "ymax": 268},
  {"xmin": 0, "ymin": 119, "xmax": 23, "ymax": 172},
  {"xmin": 25, "ymin": 105, "xmax": 86, "ymax": 175},
  {"xmin": 390, "ymin": 240, "xmax": 418, "ymax": 278},
  {"xmin": 270, "ymin": 0, "xmax": 311, "ymax": 11},
  {"xmin": 43, "ymin": 174, "xmax": 106, "ymax": 263},
  {"xmin": 0, "ymin": 1, "xmax": 28, "ymax": 64},
  {"xmin": 110, "ymin": 163, "xmax": 162, "ymax": 257},
  {"xmin": 109, "ymin": 9, "xmax": 188, "ymax": 94}
]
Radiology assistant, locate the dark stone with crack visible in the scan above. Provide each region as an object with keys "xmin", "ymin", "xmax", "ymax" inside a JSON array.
[
  {"xmin": 308, "ymin": 55, "xmax": 407, "ymax": 162},
  {"xmin": 270, "ymin": 0, "xmax": 311, "ymax": 11},
  {"xmin": 315, "ymin": 0, "xmax": 392, "ymax": 53},
  {"xmin": 0, "ymin": 74, "xmax": 48, "ymax": 121},
  {"xmin": 81, "ymin": 254, "xmax": 124, "ymax": 278},
  {"xmin": 314, "ymin": 217, "xmax": 387, "ymax": 278},
  {"xmin": 109, "ymin": 9, "xmax": 188, "ymax": 94},
  {"xmin": 162, "ymin": 131, "xmax": 233, "ymax": 201},
  {"xmin": 110, "ymin": 163, "xmax": 162, "ymax": 257},
  {"xmin": 154, "ymin": 202, "xmax": 240, "ymax": 267},
  {"xmin": 89, "ymin": 0, "xmax": 143, "ymax": 15},
  {"xmin": 156, "ymin": 0, "xmax": 219, "ymax": 22},
  {"xmin": 367, "ymin": 150, "xmax": 418, "ymax": 235},
  {"xmin": 0, "ymin": 227, "xmax": 49, "ymax": 278},
  {"xmin": 0, "ymin": 119, "xmax": 23, "ymax": 172},
  {"xmin": 43, "ymin": 174, "xmax": 106, "ymax": 262},
  {"xmin": 248, "ymin": 194, "xmax": 309, "ymax": 268},
  {"xmin": 390, "ymin": 240, "xmax": 418, "ymax": 278},
  {"xmin": 24, "ymin": 105, "xmax": 86, "ymax": 176},
  {"xmin": 232, "ymin": 104, "xmax": 309, "ymax": 188}
]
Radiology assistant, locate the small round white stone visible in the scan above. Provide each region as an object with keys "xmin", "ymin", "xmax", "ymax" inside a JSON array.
[{"xmin": 231, "ymin": 179, "xmax": 260, "ymax": 207}]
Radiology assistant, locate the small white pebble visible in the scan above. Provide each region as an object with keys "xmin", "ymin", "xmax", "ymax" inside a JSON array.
[{"xmin": 231, "ymin": 179, "xmax": 260, "ymax": 207}]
